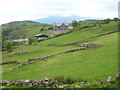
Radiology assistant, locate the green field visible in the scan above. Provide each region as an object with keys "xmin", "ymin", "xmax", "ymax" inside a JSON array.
[
  {"xmin": 2, "ymin": 32, "xmax": 118, "ymax": 81},
  {"xmin": 39, "ymin": 21, "xmax": 118, "ymax": 45},
  {"xmin": 2, "ymin": 21, "xmax": 118, "ymax": 83}
]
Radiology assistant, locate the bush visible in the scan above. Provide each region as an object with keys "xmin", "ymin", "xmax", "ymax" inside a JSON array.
[
  {"xmin": 113, "ymin": 18, "xmax": 119, "ymax": 22},
  {"xmin": 71, "ymin": 20, "xmax": 80, "ymax": 28},
  {"xmin": 54, "ymin": 76, "xmax": 65, "ymax": 84},
  {"xmin": 40, "ymin": 27, "xmax": 44, "ymax": 32},
  {"xmin": 54, "ymin": 76, "xmax": 87, "ymax": 84},
  {"xmin": 64, "ymin": 77, "xmax": 77, "ymax": 84},
  {"xmin": 48, "ymin": 26, "xmax": 53, "ymax": 30},
  {"xmin": 103, "ymin": 18, "xmax": 111, "ymax": 24},
  {"xmin": 28, "ymin": 38, "xmax": 36, "ymax": 45},
  {"xmin": 5, "ymin": 42, "xmax": 13, "ymax": 52}
]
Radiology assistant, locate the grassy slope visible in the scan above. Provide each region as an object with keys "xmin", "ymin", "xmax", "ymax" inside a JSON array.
[
  {"xmin": 26, "ymin": 26, "xmax": 50, "ymax": 38},
  {"xmin": 2, "ymin": 21, "xmax": 118, "ymax": 81},
  {"xmin": 2, "ymin": 23, "xmax": 50, "ymax": 38},
  {"xmin": 2, "ymin": 32, "xmax": 118, "ymax": 80},
  {"xmin": 39, "ymin": 22, "xmax": 117, "ymax": 45},
  {"xmin": 2, "ymin": 45, "xmax": 80, "ymax": 63},
  {"xmin": 2, "ymin": 45, "xmax": 81, "ymax": 73}
]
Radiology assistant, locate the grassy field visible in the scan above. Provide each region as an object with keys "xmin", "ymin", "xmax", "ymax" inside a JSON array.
[
  {"xmin": 2, "ymin": 21, "xmax": 118, "ymax": 82},
  {"xmin": 2, "ymin": 45, "xmax": 80, "ymax": 63},
  {"xmin": 39, "ymin": 21, "xmax": 118, "ymax": 45}
]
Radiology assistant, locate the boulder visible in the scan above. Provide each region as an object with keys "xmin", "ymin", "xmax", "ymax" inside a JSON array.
[
  {"xmin": 116, "ymin": 73, "xmax": 120, "ymax": 80},
  {"xmin": 107, "ymin": 76, "xmax": 112, "ymax": 82}
]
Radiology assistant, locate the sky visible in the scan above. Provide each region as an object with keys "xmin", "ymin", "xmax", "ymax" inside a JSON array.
[{"xmin": 0, "ymin": 0, "xmax": 119, "ymax": 24}]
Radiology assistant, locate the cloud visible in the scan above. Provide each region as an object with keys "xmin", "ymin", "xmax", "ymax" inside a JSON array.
[{"xmin": 0, "ymin": 0, "xmax": 119, "ymax": 24}]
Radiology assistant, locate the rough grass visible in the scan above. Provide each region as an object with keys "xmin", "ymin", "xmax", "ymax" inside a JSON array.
[
  {"xmin": 2, "ymin": 32, "xmax": 118, "ymax": 81},
  {"xmin": 2, "ymin": 21, "xmax": 118, "ymax": 85},
  {"xmin": 2, "ymin": 45, "xmax": 80, "ymax": 63}
]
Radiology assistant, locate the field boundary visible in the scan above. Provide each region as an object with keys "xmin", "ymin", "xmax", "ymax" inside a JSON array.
[{"xmin": 8, "ymin": 43, "xmax": 102, "ymax": 70}]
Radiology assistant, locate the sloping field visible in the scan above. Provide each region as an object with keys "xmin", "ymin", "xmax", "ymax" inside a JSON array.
[
  {"xmin": 39, "ymin": 22, "xmax": 118, "ymax": 45},
  {"xmin": 2, "ymin": 31, "xmax": 118, "ymax": 81}
]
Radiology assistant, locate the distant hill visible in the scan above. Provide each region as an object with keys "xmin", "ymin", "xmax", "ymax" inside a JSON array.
[
  {"xmin": 2, "ymin": 20, "xmax": 41, "ymax": 26},
  {"xmin": 34, "ymin": 15, "xmax": 103, "ymax": 24}
]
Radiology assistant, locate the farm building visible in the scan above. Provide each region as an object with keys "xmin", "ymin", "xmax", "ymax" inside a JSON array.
[
  {"xmin": 35, "ymin": 34, "xmax": 48, "ymax": 39},
  {"xmin": 53, "ymin": 23, "xmax": 73, "ymax": 30},
  {"xmin": 5, "ymin": 37, "xmax": 12, "ymax": 40}
]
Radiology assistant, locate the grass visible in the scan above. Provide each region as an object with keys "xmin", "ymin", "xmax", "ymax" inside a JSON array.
[
  {"xmin": 2, "ymin": 45, "xmax": 80, "ymax": 63},
  {"xmin": 2, "ymin": 21, "xmax": 118, "ymax": 89},
  {"xmin": 2, "ymin": 45, "xmax": 80, "ymax": 73},
  {"xmin": 39, "ymin": 21, "xmax": 118, "ymax": 45},
  {"xmin": 2, "ymin": 32, "xmax": 118, "ymax": 80},
  {"xmin": 2, "ymin": 22, "xmax": 51, "ymax": 38}
]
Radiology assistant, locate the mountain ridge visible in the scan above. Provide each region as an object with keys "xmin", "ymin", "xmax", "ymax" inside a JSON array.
[{"xmin": 33, "ymin": 15, "xmax": 103, "ymax": 24}]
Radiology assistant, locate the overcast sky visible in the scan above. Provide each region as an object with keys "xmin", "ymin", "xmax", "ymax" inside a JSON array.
[{"xmin": 0, "ymin": 0, "xmax": 119, "ymax": 24}]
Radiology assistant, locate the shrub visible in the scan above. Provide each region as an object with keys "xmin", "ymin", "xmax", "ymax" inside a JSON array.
[
  {"xmin": 28, "ymin": 38, "xmax": 36, "ymax": 45},
  {"xmin": 54, "ymin": 76, "xmax": 65, "ymax": 84},
  {"xmin": 103, "ymin": 18, "xmax": 111, "ymax": 24},
  {"xmin": 5, "ymin": 42, "xmax": 13, "ymax": 52},
  {"xmin": 54, "ymin": 76, "xmax": 87, "ymax": 84},
  {"xmin": 64, "ymin": 77, "xmax": 77, "ymax": 84},
  {"xmin": 40, "ymin": 27, "xmax": 44, "ymax": 32}
]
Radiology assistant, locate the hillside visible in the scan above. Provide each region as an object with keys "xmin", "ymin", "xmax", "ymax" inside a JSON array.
[
  {"xmin": 2, "ymin": 20, "xmax": 40, "ymax": 26},
  {"xmin": 39, "ymin": 21, "xmax": 118, "ymax": 45},
  {"xmin": 2, "ymin": 20, "xmax": 51, "ymax": 38},
  {"xmin": 2, "ymin": 21, "xmax": 119, "ymax": 88}
]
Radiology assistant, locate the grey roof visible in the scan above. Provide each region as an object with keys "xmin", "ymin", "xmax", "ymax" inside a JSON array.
[
  {"xmin": 35, "ymin": 34, "xmax": 42, "ymax": 37},
  {"xmin": 53, "ymin": 23, "xmax": 68, "ymax": 26}
]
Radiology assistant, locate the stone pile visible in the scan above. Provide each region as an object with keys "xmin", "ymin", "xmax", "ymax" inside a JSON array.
[
  {"xmin": 116, "ymin": 73, "xmax": 120, "ymax": 81},
  {"xmin": 1, "ymin": 78, "xmax": 57, "ymax": 88},
  {"xmin": 77, "ymin": 43, "xmax": 101, "ymax": 48},
  {"xmin": 18, "ymin": 52, "xmax": 26, "ymax": 55},
  {"xmin": 63, "ymin": 48, "xmax": 86, "ymax": 53}
]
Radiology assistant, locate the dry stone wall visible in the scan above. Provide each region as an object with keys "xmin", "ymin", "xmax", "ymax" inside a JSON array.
[
  {"xmin": 0, "ymin": 61, "xmax": 19, "ymax": 65},
  {"xmin": 7, "ymin": 43, "xmax": 102, "ymax": 69},
  {"xmin": 1, "ymin": 78, "xmax": 57, "ymax": 88}
]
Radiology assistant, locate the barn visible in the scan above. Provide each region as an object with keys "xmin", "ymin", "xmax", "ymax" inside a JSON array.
[
  {"xmin": 53, "ymin": 23, "xmax": 73, "ymax": 30},
  {"xmin": 35, "ymin": 34, "xmax": 48, "ymax": 39}
]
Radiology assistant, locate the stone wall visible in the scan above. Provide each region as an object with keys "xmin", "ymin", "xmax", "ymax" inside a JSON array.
[
  {"xmin": 0, "ymin": 61, "xmax": 19, "ymax": 65},
  {"xmin": 1, "ymin": 78, "xmax": 57, "ymax": 88}
]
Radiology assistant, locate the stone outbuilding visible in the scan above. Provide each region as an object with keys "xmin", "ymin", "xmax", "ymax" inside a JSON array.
[{"xmin": 53, "ymin": 23, "xmax": 73, "ymax": 30}]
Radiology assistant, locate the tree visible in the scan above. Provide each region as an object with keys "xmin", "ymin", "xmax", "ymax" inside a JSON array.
[
  {"xmin": 113, "ymin": 18, "xmax": 119, "ymax": 22},
  {"xmin": 40, "ymin": 27, "xmax": 44, "ymax": 32},
  {"xmin": 48, "ymin": 26, "xmax": 53, "ymax": 30},
  {"xmin": 71, "ymin": 20, "xmax": 79, "ymax": 28},
  {"xmin": 5, "ymin": 42, "xmax": 12, "ymax": 52},
  {"xmin": 103, "ymin": 18, "xmax": 110, "ymax": 24},
  {"xmin": 28, "ymin": 38, "xmax": 36, "ymax": 45},
  {"xmin": 96, "ymin": 21, "xmax": 102, "ymax": 28}
]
